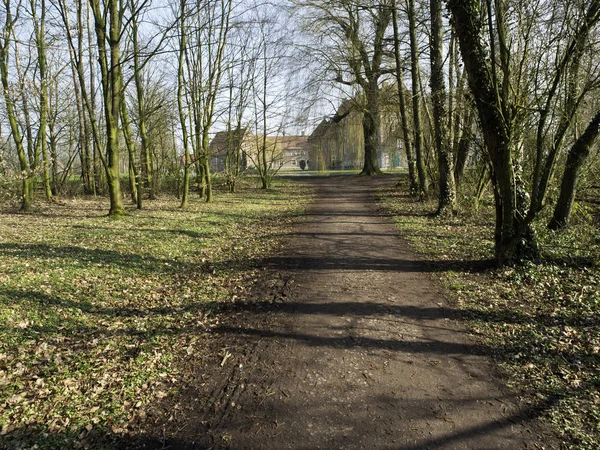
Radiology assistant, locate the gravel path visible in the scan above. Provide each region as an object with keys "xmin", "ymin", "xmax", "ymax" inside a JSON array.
[{"xmin": 206, "ymin": 175, "xmax": 554, "ymax": 449}]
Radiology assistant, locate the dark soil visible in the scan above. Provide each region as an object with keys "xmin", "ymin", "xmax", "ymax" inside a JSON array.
[{"xmin": 131, "ymin": 175, "xmax": 558, "ymax": 449}]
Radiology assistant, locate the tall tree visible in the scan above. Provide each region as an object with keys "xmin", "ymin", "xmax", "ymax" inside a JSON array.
[
  {"xmin": 31, "ymin": 0, "xmax": 52, "ymax": 201},
  {"xmin": 177, "ymin": 0, "xmax": 192, "ymax": 208},
  {"xmin": 0, "ymin": 0, "xmax": 37, "ymax": 210},
  {"xmin": 94, "ymin": 0, "xmax": 126, "ymax": 215},
  {"xmin": 300, "ymin": 0, "xmax": 394, "ymax": 175},
  {"xmin": 429, "ymin": 0, "xmax": 455, "ymax": 213},
  {"xmin": 406, "ymin": 0, "xmax": 428, "ymax": 196},
  {"xmin": 391, "ymin": 0, "xmax": 417, "ymax": 195},
  {"xmin": 130, "ymin": 0, "xmax": 155, "ymax": 202},
  {"xmin": 447, "ymin": 0, "xmax": 600, "ymax": 264},
  {"xmin": 57, "ymin": 0, "xmax": 96, "ymax": 195}
]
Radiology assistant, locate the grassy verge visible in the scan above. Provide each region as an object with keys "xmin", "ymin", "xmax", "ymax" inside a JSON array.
[
  {"xmin": 0, "ymin": 177, "xmax": 312, "ymax": 449},
  {"xmin": 377, "ymin": 178, "xmax": 600, "ymax": 449}
]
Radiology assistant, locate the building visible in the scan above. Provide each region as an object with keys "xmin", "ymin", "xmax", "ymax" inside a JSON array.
[
  {"xmin": 209, "ymin": 129, "xmax": 309, "ymax": 172},
  {"xmin": 307, "ymin": 87, "xmax": 406, "ymax": 171},
  {"xmin": 277, "ymin": 135, "xmax": 310, "ymax": 170},
  {"xmin": 209, "ymin": 127, "xmax": 253, "ymax": 172}
]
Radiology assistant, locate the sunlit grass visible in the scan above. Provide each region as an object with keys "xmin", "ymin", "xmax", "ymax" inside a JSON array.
[{"xmin": 0, "ymin": 178, "xmax": 313, "ymax": 448}]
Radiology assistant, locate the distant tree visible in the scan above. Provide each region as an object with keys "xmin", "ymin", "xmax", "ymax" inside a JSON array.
[
  {"xmin": 247, "ymin": 5, "xmax": 291, "ymax": 189},
  {"xmin": 298, "ymin": 0, "xmax": 395, "ymax": 176},
  {"xmin": 178, "ymin": 0, "xmax": 232, "ymax": 205},
  {"xmin": 223, "ymin": 40, "xmax": 253, "ymax": 193}
]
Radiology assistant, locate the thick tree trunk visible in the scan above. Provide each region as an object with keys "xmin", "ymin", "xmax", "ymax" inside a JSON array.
[
  {"xmin": 361, "ymin": 112, "xmax": 382, "ymax": 175},
  {"xmin": 22, "ymin": 177, "xmax": 34, "ymax": 211},
  {"xmin": 90, "ymin": 0, "xmax": 125, "ymax": 216},
  {"xmin": 447, "ymin": 0, "xmax": 526, "ymax": 265},
  {"xmin": 105, "ymin": 126, "xmax": 125, "ymax": 216},
  {"xmin": 361, "ymin": 87, "xmax": 382, "ymax": 176},
  {"xmin": 549, "ymin": 110, "xmax": 600, "ymax": 230}
]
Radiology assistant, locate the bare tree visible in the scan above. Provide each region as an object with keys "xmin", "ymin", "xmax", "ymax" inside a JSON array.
[
  {"xmin": 447, "ymin": 0, "xmax": 600, "ymax": 264},
  {"xmin": 298, "ymin": 0, "xmax": 395, "ymax": 175},
  {"xmin": 391, "ymin": 0, "xmax": 417, "ymax": 194},
  {"xmin": 429, "ymin": 0, "xmax": 456, "ymax": 213},
  {"xmin": 549, "ymin": 110, "xmax": 600, "ymax": 230},
  {"xmin": 0, "ymin": 0, "xmax": 37, "ymax": 210},
  {"xmin": 178, "ymin": 0, "xmax": 232, "ymax": 205}
]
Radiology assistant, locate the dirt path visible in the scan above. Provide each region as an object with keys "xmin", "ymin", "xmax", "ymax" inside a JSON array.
[{"xmin": 178, "ymin": 176, "xmax": 556, "ymax": 449}]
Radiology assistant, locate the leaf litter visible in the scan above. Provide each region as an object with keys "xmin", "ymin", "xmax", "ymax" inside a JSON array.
[
  {"xmin": 377, "ymin": 180, "xmax": 600, "ymax": 449},
  {"xmin": 0, "ymin": 179, "xmax": 313, "ymax": 449}
]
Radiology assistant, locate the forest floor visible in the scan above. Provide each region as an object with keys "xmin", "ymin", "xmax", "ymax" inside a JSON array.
[
  {"xmin": 4, "ymin": 174, "xmax": 596, "ymax": 449},
  {"xmin": 144, "ymin": 175, "xmax": 559, "ymax": 449}
]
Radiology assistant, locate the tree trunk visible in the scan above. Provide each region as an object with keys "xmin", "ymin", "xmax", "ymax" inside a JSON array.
[
  {"xmin": 447, "ymin": 0, "xmax": 525, "ymax": 264},
  {"xmin": 391, "ymin": 0, "xmax": 417, "ymax": 192},
  {"xmin": 549, "ymin": 110, "xmax": 600, "ymax": 230},
  {"xmin": 131, "ymin": 9, "xmax": 155, "ymax": 201},
  {"xmin": 453, "ymin": 109, "xmax": 473, "ymax": 184},
  {"xmin": 361, "ymin": 86, "xmax": 383, "ymax": 176},
  {"xmin": 202, "ymin": 129, "xmax": 213, "ymax": 201},
  {"xmin": 177, "ymin": 0, "xmax": 190, "ymax": 209},
  {"xmin": 90, "ymin": 0, "xmax": 125, "ymax": 216},
  {"xmin": 0, "ymin": 5, "xmax": 35, "ymax": 211},
  {"xmin": 120, "ymin": 97, "xmax": 140, "ymax": 207},
  {"xmin": 87, "ymin": 1, "xmax": 100, "ymax": 196},
  {"xmin": 407, "ymin": 0, "xmax": 428, "ymax": 198},
  {"xmin": 430, "ymin": 0, "xmax": 456, "ymax": 214},
  {"xmin": 32, "ymin": 0, "xmax": 52, "ymax": 202},
  {"xmin": 59, "ymin": 0, "xmax": 95, "ymax": 195}
]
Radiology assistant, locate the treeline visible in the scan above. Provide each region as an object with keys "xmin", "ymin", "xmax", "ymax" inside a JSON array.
[
  {"xmin": 297, "ymin": 0, "xmax": 600, "ymax": 264},
  {"xmin": 0, "ymin": 0, "xmax": 294, "ymax": 214},
  {"xmin": 2, "ymin": 0, "xmax": 600, "ymax": 265}
]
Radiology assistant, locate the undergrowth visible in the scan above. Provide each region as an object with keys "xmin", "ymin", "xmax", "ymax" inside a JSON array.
[
  {"xmin": 377, "ymin": 178, "xmax": 600, "ymax": 449},
  {"xmin": 0, "ymin": 178, "xmax": 313, "ymax": 449}
]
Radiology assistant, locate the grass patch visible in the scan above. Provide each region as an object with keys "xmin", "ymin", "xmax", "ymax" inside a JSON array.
[
  {"xmin": 377, "ymin": 177, "xmax": 600, "ymax": 449},
  {"xmin": 0, "ymin": 177, "xmax": 313, "ymax": 449}
]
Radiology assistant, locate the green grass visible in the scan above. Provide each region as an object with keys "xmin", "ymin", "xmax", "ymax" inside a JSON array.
[
  {"xmin": 0, "ymin": 178, "xmax": 313, "ymax": 448},
  {"xmin": 377, "ymin": 178, "xmax": 600, "ymax": 449}
]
